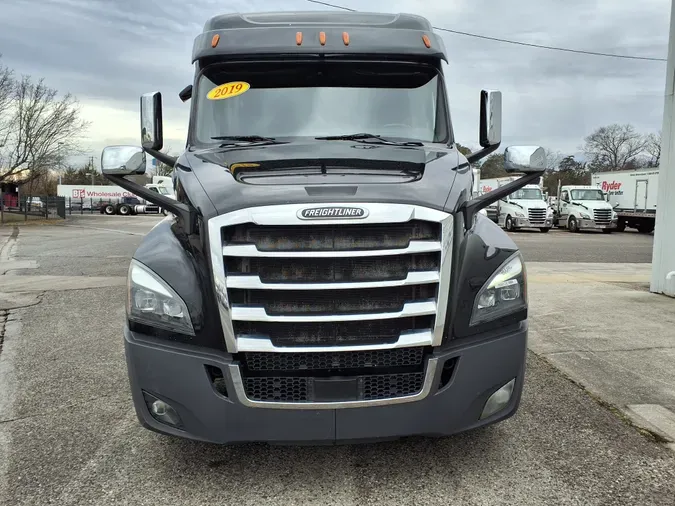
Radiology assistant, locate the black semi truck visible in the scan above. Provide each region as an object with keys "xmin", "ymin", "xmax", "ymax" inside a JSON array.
[{"xmin": 102, "ymin": 11, "xmax": 545, "ymax": 444}]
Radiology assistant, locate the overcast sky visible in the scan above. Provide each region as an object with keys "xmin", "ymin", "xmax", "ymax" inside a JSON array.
[{"xmin": 0, "ymin": 0, "xmax": 671, "ymax": 166}]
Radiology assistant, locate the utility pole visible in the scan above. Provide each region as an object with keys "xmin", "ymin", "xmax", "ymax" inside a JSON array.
[
  {"xmin": 57, "ymin": 142, "xmax": 64, "ymax": 185},
  {"xmin": 651, "ymin": 0, "xmax": 675, "ymax": 297}
]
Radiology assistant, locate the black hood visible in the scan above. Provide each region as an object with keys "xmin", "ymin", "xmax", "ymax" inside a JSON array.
[{"xmin": 177, "ymin": 139, "xmax": 469, "ymax": 219}]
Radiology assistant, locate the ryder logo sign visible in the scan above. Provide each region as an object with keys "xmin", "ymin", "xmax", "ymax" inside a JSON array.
[
  {"xmin": 298, "ymin": 207, "xmax": 369, "ymax": 220},
  {"xmin": 600, "ymin": 180, "xmax": 623, "ymax": 196}
]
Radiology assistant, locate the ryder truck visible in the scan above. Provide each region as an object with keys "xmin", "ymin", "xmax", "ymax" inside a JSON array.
[{"xmin": 102, "ymin": 11, "xmax": 545, "ymax": 444}]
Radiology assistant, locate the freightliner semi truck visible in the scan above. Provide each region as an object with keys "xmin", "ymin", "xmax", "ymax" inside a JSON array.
[
  {"xmin": 554, "ymin": 183, "xmax": 618, "ymax": 233},
  {"xmin": 101, "ymin": 11, "xmax": 546, "ymax": 444}
]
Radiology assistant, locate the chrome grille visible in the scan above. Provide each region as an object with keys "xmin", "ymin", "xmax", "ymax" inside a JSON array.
[
  {"xmin": 528, "ymin": 208, "xmax": 547, "ymax": 225},
  {"xmin": 207, "ymin": 203, "xmax": 452, "ymax": 408},
  {"xmin": 594, "ymin": 209, "xmax": 612, "ymax": 225}
]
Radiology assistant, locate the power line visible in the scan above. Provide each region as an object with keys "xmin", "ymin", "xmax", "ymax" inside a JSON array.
[{"xmin": 306, "ymin": 0, "xmax": 667, "ymax": 62}]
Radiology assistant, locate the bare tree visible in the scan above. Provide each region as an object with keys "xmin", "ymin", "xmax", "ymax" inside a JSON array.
[
  {"xmin": 645, "ymin": 131, "xmax": 661, "ymax": 167},
  {"xmin": 583, "ymin": 124, "xmax": 648, "ymax": 172},
  {"xmin": 154, "ymin": 149, "xmax": 175, "ymax": 177},
  {"xmin": 0, "ymin": 73, "xmax": 89, "ymax": 184},
  {"xmin": 544, "ymin": 149, "xmax": 562, "ymax": 172},
  {"xmin": 0, "ymin": 56, "xmax": 14, "ymax": 147}
]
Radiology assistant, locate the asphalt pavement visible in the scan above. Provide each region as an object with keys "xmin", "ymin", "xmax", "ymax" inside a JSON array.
[{"xmin": 0, "ymin": 215, "xmax": 672, "ymax": 506}]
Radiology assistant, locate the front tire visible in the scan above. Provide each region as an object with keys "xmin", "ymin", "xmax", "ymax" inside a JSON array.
[
  {"xmin": 602, "ymin": 229, "xmax": 612, "ymax": 234},
  {"xmin": 540, "ymin": 227, "xmax": 550, "ymax": 233},
  {"xmin": 505, "ymin": 215, "xmax": 516, "ymax": 232},
  {"xmin": 568, "ymin": 216, "xmax": 579, "ymax": 233}
]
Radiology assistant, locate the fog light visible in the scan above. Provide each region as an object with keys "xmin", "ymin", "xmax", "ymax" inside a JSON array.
[
  {"xmin": 143, "ymin": 391, "xmax": 183, "ymax": 428},
  {"xmin": 480, "ymin": 378, "xmax": 516, "ymax": 420}
]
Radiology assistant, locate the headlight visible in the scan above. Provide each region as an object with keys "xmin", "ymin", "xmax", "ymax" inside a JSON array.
[
  {"xmin": 471, "ymin": 252, "xmax": 527, "ymax": 326},
  {"xmin": 514, "ymin": 211, "xmax": 525, "ymax": 218},
  {"xmin": 127, "ymin": 260, "xmax": 195, "ymax": 336},
  {"xmin": 546, "ymin": 208, "xmax": 553, "ymax": 217},
  {"xmin": 580, "ymin": 212, "xmax": 591, "ymax": 219}
]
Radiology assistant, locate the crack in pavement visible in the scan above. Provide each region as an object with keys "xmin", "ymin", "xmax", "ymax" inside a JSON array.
[
  {"xmin": 546, "ymin": 345, "xmax": 675, "ymax": 355},
  {"xmin": 0, "ymin": 392, "xmax": 132, "ymax": 426}
]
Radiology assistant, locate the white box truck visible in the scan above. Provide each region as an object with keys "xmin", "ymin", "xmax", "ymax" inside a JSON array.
[{"xmin": 591, "ymin": 168, "xmax": 658, "ymax": 233}]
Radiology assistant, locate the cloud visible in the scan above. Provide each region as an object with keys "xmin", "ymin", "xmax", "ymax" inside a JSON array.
[{"xmin": 0, "ymin": 0, "xmax": 670, "ymax": 164}]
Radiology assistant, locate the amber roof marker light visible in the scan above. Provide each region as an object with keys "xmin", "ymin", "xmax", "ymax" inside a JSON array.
[
  {"xmin": 342, "ymin": 32, "xmax": 350, "ymax": 46},
  {"xmin": 211, "ymin": 34, "xmax": 220, "ymax": 48},
  {"xmin": 319, "ymin": 31, "xmax": 326, "ymax": 46},
  {"xmin": 422, "ymin": 34, "xmax": 431, "ymax": 48},
  {"xmin": 296, "ymin": 31, "xmax": 303, "ymax": 45}
]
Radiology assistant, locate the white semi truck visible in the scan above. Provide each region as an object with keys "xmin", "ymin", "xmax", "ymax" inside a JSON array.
[
  {"xmin": 480, "ymin": 176, "xmax": 552, "ymax": 232},
  {"xmin": 554, "ymin": 184, "xmax": 617, "ymax": 233},
  {"xmin": 591, "ymin": 168, "xmax": 658, "ymax": 234}
]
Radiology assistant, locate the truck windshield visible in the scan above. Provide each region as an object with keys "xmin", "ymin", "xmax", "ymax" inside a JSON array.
[
  {"xmin": 571, "ymin": 189, "xmax": 605, "ymax": 201},
  {"xmin": 511, "ymin": 188, "xmax": 543, "ymax": 200},
  {"xmin": 193, "ymin": 61, "xmax": 449, "ymax": 144}
]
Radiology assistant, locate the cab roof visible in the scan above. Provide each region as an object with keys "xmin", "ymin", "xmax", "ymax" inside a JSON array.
[{"xmin": 192, "ymin": 11, "xmax": 447, "ymax": 63}]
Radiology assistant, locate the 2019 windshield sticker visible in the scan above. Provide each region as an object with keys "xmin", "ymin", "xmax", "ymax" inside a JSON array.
[{"xmin": 207, "ymin": 81, "xmax": 250, "ymax": 100}]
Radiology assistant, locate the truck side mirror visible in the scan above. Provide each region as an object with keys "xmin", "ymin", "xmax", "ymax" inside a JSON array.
[
  {"xmin": 504, "ymin": 146, "xmax": 546, "ymax": 173},
  {"xmin": 479, "ymin": 90, "xmax": 502, "ymax": 148},
  {"xmin": 101, "ymin": 145, "xmax": 146, "ymax": 176},
  {"xmin": 141, "ymin": 92, "xmax": 163, "ymax": 151}
]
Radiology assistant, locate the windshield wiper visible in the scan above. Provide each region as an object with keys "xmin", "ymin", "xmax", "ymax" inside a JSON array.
[
  {"xmin": 316, "ymin": 133, "xmax": 423, "ymax": 146},
  {"xmin": 211, "ymin": 135, "xmax": 283, "ymax": 146}
]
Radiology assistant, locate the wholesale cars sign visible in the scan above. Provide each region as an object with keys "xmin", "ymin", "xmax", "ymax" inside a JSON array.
[{"xmin": 57, "ymin": 185, "xmax": 136, "ymax": 199}]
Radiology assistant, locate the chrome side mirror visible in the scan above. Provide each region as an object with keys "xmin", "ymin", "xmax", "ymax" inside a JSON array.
[
  {"xmin": 101, "ymin": 145, "xmax": 146, "ymax": 175},
  {"xmin": 479, "ymin": 90, "xmax": 502, "ymax": 148},
  {"xmin": 504, "ymin": 146, "xmax": 546, "ymax": 173},
  {"xmin": 141, "ymin": 92, "xmax": 163, "ymax": 151}
]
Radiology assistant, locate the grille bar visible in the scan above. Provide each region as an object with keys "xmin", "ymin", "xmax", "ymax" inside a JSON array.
[
  {"xmin": 222, "ymin": 240, "xmax": 441, "ymax": 258},
  {"xmin": 236, "ymin": 330, "xmax": 433, "ymax": 352},
  {"xmin": 226, "ymin": 270, "xmax": 440, "ymax": 290},
  {"xmin": 231, "ymin": 300, "xmax": 437, "ymax": 322}
]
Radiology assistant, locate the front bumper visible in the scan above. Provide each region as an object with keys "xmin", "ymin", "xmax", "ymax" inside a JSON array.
[
  {"xmin": 124, "ymin": 323, "xmax": 528, "ymax": 444},
  {"xmin": 578, "ymin": 219, "xmax": 617, "ymax": 230},
  {"xmin": 513, "ymin": 217, "xmax": 552, "ymax": 228}
]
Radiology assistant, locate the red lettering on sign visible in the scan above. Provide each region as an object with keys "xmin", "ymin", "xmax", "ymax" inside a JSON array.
[{"xmin": 600, "ymin": 181, "xmax": 622, "ymax": 191}]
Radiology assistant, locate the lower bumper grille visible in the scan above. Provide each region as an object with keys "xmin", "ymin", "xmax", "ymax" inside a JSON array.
[
  {"xmin": 243, "ymin": 372, "xmax": 426, "ymax": 402},
  {"xmin": 242, "ymin": 347, "xmax": 425, "ymax": 372}
]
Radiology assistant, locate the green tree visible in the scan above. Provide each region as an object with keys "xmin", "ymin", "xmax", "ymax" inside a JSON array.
[
  {"xmin": 456, "ymin": 143, "xmax": 472, "ymax": 157},
  {"xmin": 479, "ymin": 153, "xmax": 508, "ymax": 178},
  {"xmin": 543, "ymin": 155, "xmax": 590, "ymax": 194}
]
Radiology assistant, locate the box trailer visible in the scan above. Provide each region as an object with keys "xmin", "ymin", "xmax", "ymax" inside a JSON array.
[
  {"xmin": 57, "ymin": 184, "xmax": 173, "ymax": 215},
  {"xmin": 591, "ymin": 168, "xmax": 658, "ymax": 233}
]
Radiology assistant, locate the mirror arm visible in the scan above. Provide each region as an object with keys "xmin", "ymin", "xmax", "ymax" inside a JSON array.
[
  {"xmin": 104, "ymin": 174, "xmax": 197, "ymax": 235},
  {"xmin": 466, "ymin": 143, "xmax": 500, "ymax": 164},
  {"xmin": 144, "ymin": 147, "xmax": 178, "ymax": 168},
  {"xmin": 460, "ymin": 170, "xmax": 544, "ymax": 230}
]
